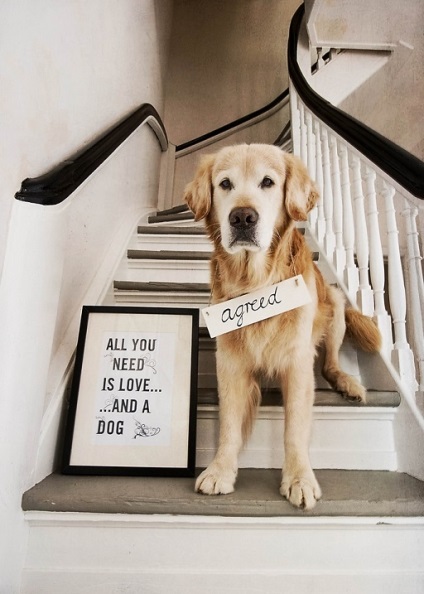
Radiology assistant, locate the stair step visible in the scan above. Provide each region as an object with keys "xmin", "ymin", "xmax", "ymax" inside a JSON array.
[
  {"xmin": 133, "ymin": 226, "xmax": 211, "ymax": 252},
  {"xmin": 153, "ymin": 204, "xmax": 191, "ymax": 217},
  {"xmin": 22, "ymin": 469, "xmax": 424, "ymax": 517},
  {"xmin": 138, "ymin": 225, "xmax": 205, "ymax": 235},
  {"xmin": 121, "ymin": 249, "xmax": 211, "ymax": 283},
  {"xmin": 148, "ymin": 211, "xmax": 195, "ymax": 224},
  {"xmin": 197, "ymin": 388, "xmax": 400, "ymax": 407},
  {"xmin": 113, "ymin": 280, "xmax": 209, "ymax": 293},
  {"xmin": 127, "ymin": 249, "xmax": 211, "ymax": 261},
  {"xmin": 113, "ymin": 280, "xmax": 210, "ymax": 307}
]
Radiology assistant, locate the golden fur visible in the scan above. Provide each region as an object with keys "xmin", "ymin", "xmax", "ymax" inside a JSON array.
[{"xmin": 184, "ymin": 143, "xmax": 381, "ymax": 510}]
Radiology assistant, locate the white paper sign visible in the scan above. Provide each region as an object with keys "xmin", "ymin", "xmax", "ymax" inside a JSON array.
[
  {"xmin": 202, "ymin": 275, "xmax": 312, "ymax": 338},
  {"xmin": 92, "ymin": 331, "xmax": 176, "ymax": 446}
]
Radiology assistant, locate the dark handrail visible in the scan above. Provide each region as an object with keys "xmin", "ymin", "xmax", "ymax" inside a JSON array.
[
  {"xmin": 176, "ymin": 88, "xmax": 290, "ymax": 153},
  {"xmin": 15, "ymin": 104, "xmax": 168, "ymax": 206},
  {"xmin": 288, "ymin": 5, "xmax": 424, "ymax": 199}
]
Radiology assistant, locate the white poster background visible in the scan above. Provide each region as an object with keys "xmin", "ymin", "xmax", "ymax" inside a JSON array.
[{"xmin": 93, "ymin": 331, "xmax": 176, "ymax": 446}]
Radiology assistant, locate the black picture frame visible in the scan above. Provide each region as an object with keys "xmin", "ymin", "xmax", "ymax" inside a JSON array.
[{"xmin": 62, "ymin": 306, "xmax": 199, "ymax": 477}]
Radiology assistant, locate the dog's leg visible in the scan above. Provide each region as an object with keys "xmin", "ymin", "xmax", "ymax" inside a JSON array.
[
  {"xmin": 280, "ymin": 350, "xmax": 322, "ymax": 510},
  {"xmin": 322, "ymin": 286, "xmax": 366, "ymax": 402},
  {"xmin": 195, "ymin": 351, "xmax": 259, "ymax": 495}
]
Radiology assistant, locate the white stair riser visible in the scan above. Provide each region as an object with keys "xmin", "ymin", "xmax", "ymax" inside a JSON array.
[
  {"xmin": 117, "ymin": 260, "xmax": 210, "ymax": 283},
  {"xmin": 196, "ymin": 407, "xmax": 398, "ymax": 470},
  {"xmin": 134, "ymin": 235, "xmax": 212, "ymax": 251},
  {"xmin": 21, "ymin": 570, "xmax": 424, "ymax": 594},
  {"xmin": 113, "ymin": 290, "xmax": 208, "ymax": 310},
  {"xmin": 22, "ymin": 513, "xmax": 424, "ymax": 594}
]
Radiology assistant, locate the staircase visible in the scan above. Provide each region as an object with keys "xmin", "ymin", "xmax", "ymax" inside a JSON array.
[
  {"xmin": 21, "ymin": 207, "xmax": 424, "ymax": 593},
  {"xmin": 16, "ymin": 3, "xmax": 424, "ymax": 591},
  {"xmin": 111, "ymin": 209, "xmax": 401, "ymax": 472}
]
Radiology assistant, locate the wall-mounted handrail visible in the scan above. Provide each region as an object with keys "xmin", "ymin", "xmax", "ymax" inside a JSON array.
[
  {"xmin": 15, "ymin": 103, "xmax": 168, "ymax": 206},
  {"xmin": 176, "ymin": 88, "xmax": 290, "ymax": 156},
  {"xmin": 288, "ymin": 5, "xmax": 424, "ymax": 200}
]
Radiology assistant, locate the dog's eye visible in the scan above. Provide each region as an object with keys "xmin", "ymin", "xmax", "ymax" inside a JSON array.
[
  {"xmin": 219, "ymin": 178, "xmax": 232, "ymax": 190},
  {"xmin": 260, "ymin": 176, "xmax": 274, "ymax": 189}
]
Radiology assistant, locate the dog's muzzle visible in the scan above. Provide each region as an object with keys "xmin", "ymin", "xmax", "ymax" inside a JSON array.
[{"xmin": 228, "ymin": 207, "xmax": 259, "ymax": 248}]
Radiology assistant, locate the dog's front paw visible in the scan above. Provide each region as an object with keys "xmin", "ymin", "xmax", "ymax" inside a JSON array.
[
  {"xmin": 195, "ymin": 463, "xmax": 237, "ymax": 495},
  {"xmin": 341, "ymin": 377, "xmax": 366, "ymax": 403},
  {"xmin": 280, "ymin": 472, "xmax": 322, "ymax": 510}
]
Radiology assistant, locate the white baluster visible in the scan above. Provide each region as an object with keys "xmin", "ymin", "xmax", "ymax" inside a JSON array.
[
  {"xmin": 364, "ymin": 168, "xmax": 392, "ymax": 352},
  {"xmin": 402, "ymin": 200, "xmax": 423, "ymax": 392},
  {"xmin": 382, "ymin": 184, "xmax": 417, "ymax": 390},
  {"xmin": 306, "ymin": 111, "xmax": 315, "ymax": 178},
  {"xmin": 289, "ymin": 82, "xmax": 301, "ymax": 157},
  {"xmin": 305, "ymin": 111, "xmax": 318, "ymax": 232},
  {"xmin": 299, "ymin": 103, "xmax": 307, "ymax": 166},
  {"xmin": 330, "ymin": 135, "xmax": 346, "ymax": 275},
  {"xmin": 351, "ymin": 156, "xmax": 374, "ymax": 315},
  {"xmin": 321, "ymin": 128, "xmax": 335, "ymax": 259},
  {"xmin": 340, "ymin": 145, "xmax": 359, "ymax": 300},
  {"xmin": 314, "ymin": 121, "xmax": 325, "ymax": 246}
]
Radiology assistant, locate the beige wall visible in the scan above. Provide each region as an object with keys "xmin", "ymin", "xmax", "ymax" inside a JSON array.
[
  {"xmin": 339, "ymin": 41, "xmax": 424, "ymax": 160},
  {"xmin": 164, "ymin": 0, "xmax": 301, "ymax": 146}
]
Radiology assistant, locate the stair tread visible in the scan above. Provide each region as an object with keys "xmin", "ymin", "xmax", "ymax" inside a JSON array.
[
  {"xmin": 114, "ymin": 280, "xmax": 210, "ymax": 292},
  {"xmin": 198, "ymin": 388, "xmax": 400, "ymax": 408},
  {"xmin": 22, "ymin": 469, "xmax": 424, "ymax": 517},
  {"xmin": 127, "ymin": 250, "xmax": 211, "ymax": 261},
  {"xmin": 148, "ymin": 212, "xmax": 195, "ymax": 224},
  {"xmin": 138, "ymin": 225, "xmax": 205, "ymax": 236},
  {"xmin": 155, "ymin": 204, "xmax": 191, "ymax": 216}
]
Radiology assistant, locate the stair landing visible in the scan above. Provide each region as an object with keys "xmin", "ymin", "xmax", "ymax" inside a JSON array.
[{"xmin": 22, "ymin": 468, "xmax": 424, "ymax": 517}]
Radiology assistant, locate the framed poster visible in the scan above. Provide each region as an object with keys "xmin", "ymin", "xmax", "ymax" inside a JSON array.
[{"xmin": 62, "ymin": 306, "xmax": 199, "ymax": 477}]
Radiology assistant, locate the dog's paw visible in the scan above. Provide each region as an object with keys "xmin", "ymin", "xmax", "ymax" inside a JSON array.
[
  {"xmin": 280, "ymin": 473, "xmax": 322, "ymax": 510},
  {"xmin": 195, "ymin": 463, "xmax": 237, "ymax": 495},
  {"xmin": 341, "ymin": 377, "xmax": 366, "ymax": 403},
  {"xmin": 323, "ymin": 369, "xmax": 367, "ymax": 404}
]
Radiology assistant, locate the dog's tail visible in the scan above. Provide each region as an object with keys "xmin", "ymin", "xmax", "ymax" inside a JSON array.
[{"xmin": 345, "ymin": 308, "xmax": 382, "ymax": 352}]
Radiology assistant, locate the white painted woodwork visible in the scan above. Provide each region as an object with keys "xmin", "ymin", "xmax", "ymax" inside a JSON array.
[
  {"xmin": 382, "ymin": 184, "xmax": 417, "ymax": 390},
  {"xmin": 197, "ymin": 405, "xmax": 398, "ymax": 471},
  {"xmin": 340, "ymin": 144, "xmax": 359, "ymax": 299},
  {"xmin": 330, "ymin": 135, "xmax": 346, "ymax": 274},
  {"xmin": 351, "ymin": 156, "xmax": 374, "ymax": 315},
  {"xmin": 21, "ymin": 512, "xmax": 424, "ymax": 594},
  {"xmin": 289, "ymin": 73, "xmax": 424, "ymax": 486},
  {"xmin": 402, "ymin": 202, "xmax": 424, "ymax": 391},
  {"xmin": 132, "ymin": 231, "xmax": 210, "ymax": 252},
  {"xmin": 320, "ymin": 128, "xmax": 335, "ymax": 259},
  {"xmin": 314, "ymin": 121, "xmax": 326, "ymax": 244},
  {"xmin": 364, "ymin": 168, "xmax": 393, "ymax": 353},
  {"xmin": 116, "ymin": 258, "xmax": 210, "ymax": 284}
]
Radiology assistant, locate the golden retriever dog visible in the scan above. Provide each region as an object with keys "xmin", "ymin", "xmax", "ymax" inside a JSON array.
[{"xmin": 184, "ymin": 143, "xmax": 381, "ymax": 510}]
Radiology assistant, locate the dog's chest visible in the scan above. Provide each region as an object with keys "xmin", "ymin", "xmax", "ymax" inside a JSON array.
[{"xmin": 221, "ymin": 312, "xmax": 301, "ymax": 375}]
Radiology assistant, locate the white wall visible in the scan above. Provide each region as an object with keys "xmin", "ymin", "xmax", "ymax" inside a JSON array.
[
  {"xmin": 0, "ymin": 0, "xmax": 172, "ymax": 279},
  {"xmin": 0, "ymin": 2, "xmax": 173, "ymax": 592}
]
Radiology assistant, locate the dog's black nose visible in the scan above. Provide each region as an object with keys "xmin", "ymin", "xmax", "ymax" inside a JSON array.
[{"xmin": 229, "ymin": 207, "xmax": 258, "ymax": 229}]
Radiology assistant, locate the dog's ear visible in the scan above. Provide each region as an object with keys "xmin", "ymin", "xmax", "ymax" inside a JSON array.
[
  {"xmin": 283, "ymin": 153, "xmax": 319, "ymax": 221},
  {"xmin": 184, "ymin": 154, "xmax": 215, "ymax": 221}
]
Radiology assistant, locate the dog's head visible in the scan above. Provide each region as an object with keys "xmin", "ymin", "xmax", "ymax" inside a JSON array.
[{"xmin": 184, "ymin": 144, "xmax": 318, "ymax": 254}]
